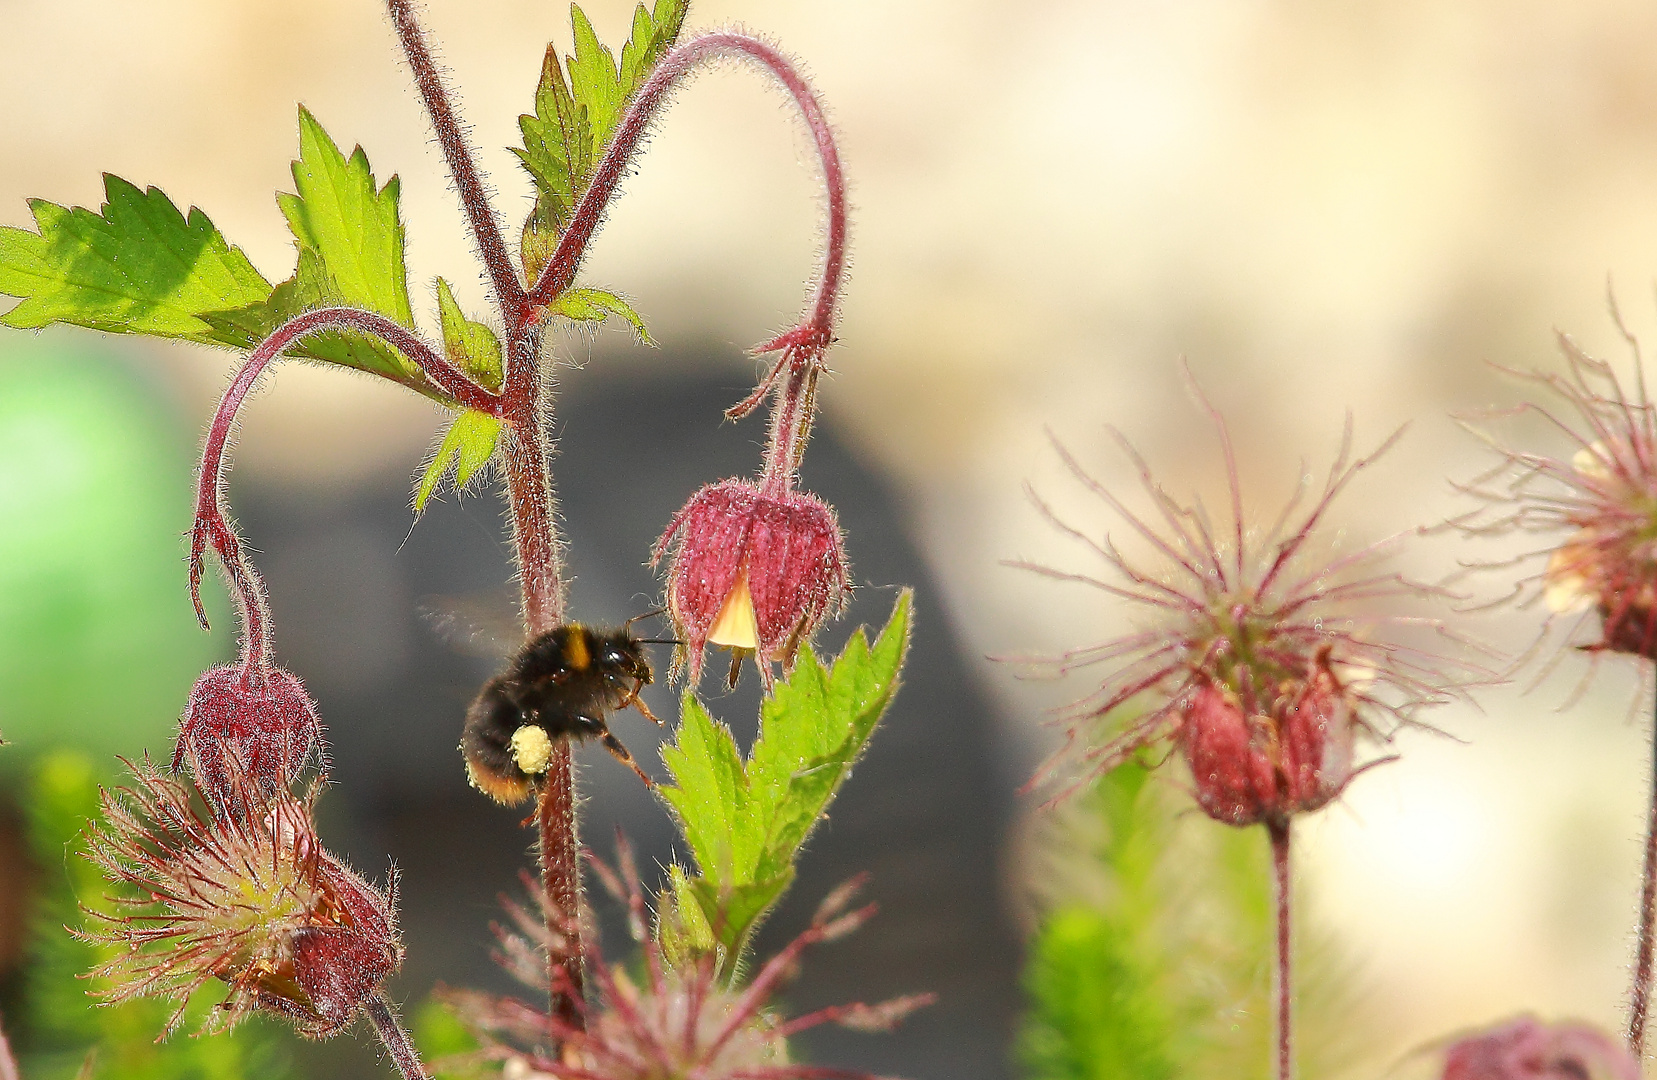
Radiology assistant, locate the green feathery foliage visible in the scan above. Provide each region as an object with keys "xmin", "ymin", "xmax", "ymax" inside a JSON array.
[{"xmin": 1019, "ymin": 760, "xmax": 1373, "ymax": 1080}]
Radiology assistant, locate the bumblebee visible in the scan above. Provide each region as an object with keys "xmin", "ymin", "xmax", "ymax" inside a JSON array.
[{"xmin": 461, "ymin": 621, "xmax": 666, "ymax": 805}]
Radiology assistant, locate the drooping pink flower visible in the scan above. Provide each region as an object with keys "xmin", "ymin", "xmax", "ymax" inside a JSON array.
[
  {"xmin": 82, "ymin": 763, "xmax": 400, "ymax": 1039},
  {"xmin": 1438, "ymin": 1016, "xmax": 1640, "ymax": 1080},
  {"xmin": 652, "ymin": 477, "xmax": 850, "ymax": 685},
  {"xmin": 172, "ymin": 662, "xmax": 326, "ymax": 816},
  {"xmin": 1014, "ymin": 396, "xmax": 1473, "ymax": 822}
]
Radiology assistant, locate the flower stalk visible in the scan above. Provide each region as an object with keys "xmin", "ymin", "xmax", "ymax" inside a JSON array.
[
  {"xmin": 1269, "ymin": 818, "xmax": 1293, "ymax": 1080},
  {"xmin": 365, "ymin": 991, "xmax": 433, "ymax": 1080},
  {"xmin": 1632, "ymin": 685, "xmax": 1657, "ymax": 1057}
]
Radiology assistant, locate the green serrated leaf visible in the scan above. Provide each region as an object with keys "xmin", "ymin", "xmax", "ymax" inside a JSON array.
[
  {"xmin": 659, "ymin": 694, "xmax": 754, "ymax": 881},
  {"xmin": 413, "ymin": 409, "xmax": 501, "ymax": 511},
  {"xmin": 748, "ymin": 592, "xmax": 910, "ymax": 881},
  {"xmin": 514, "ymin": 0, "xmax": 687, "ymax": 268},
  {"xmin": 657, "ymin": 592, "xmax": 912, "ymax": 969},
  {"xmin": 549, "ymin": 286, "xmax": 652, "ymax": 343},
  {"xmin": 568, "ymin": 7, "xmax": 624, "ymax": 159},
  {"xmin": 619, "ymin": 0, "xmax": 689, "ymax": 97},
  {"xmin": 279, "ymin": 106, "xmax": 413, "ymax": 327},
  {"xmin": 688, "ymin": 871, "xmax": 794, "ymax": 962},
  {"xmin": 0, "ymin": 174, "xmax": 272, "ymax": 345},
  {"xmin": 434, "ymin": 277, "xmax": 503, "ymax": 390},
  {"xmin": 202, "ymin": 108, "xmax": 442, "ymax": 396}
]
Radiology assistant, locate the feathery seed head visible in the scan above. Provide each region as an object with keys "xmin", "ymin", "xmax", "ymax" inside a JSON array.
[
  {"xmin": 1456, "ymin": 327, "xmax": 1657, "ymax": 670},
  {"xmin": 82, "ymin": 763, "xmax": 399, "ymax": 1039},
  {"xmin": 1016, "ymin": 388, "xmax": 1469, "ymax": 824}
]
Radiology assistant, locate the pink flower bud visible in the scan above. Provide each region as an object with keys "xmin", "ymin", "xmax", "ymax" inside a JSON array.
[
  {"xmin": 1178, "ymin": 682, "xmax": 1276, "ymax": 826},
  {"xmin": 1439, "ymin": 1016, "xmax": 1639, "ymax": 1080},
  {"xmin": 172, "ymin": 664, "xmax": 325, "ymax": 813},
  {"xmin": 652, "ymin": 478, "xmax": 850, "ymax": 683},
  {"xmin": 1176, "ymin": 658, "xmax": 1358, "ymax": 827}
]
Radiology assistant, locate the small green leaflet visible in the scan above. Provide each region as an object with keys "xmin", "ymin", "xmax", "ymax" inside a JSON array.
[
  {"xmin": 0, "ymin": 175, "xmax": 271, "ymax": 345},
  {"xmin": 659, "ymin": 590, "xmax": 911, "ymax": 963},
  {"xmin": 435, "ymin": 277, "xmax": 503, "ymax": 390},
  {"xmin": 280, "ymin": 106, "xmax": 414, "ymax": 328},
  {"xmin": 514, "ymin": 0, "xmax": 688, "ymax": 279},
  {"xmin": 211, "ymin": 107, "xmax": 427, "ymax": 390},
  {"xmin": 414, "ymin": 409, "xmax": 501, "ymax": 512},
  {"xmin": 417, "ymin": 279, "xmax": 504, "ymax": 511},
  {"xmin": 549, "ymin": 286, "xmax": 651, "ymax": 343}
]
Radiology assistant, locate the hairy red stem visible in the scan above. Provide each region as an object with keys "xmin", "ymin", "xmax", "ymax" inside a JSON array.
[
  {"xmin": 1629, "ymin": 685, "xmax": 1657, "ymax": 1058},
  {"xmin": 1269, "ymin": 818, "xmax": 1294, "ymax": 1080},
  {"xmin": 365, "ymin": 991, "xmax": 432, "ymax": 1080},
  {"xmin": 527, "ymin": 31, "xmax": 847, "ymax": 331},
  {"xmin": 498, "ymin": 320, "xmax": 582, "ymax": 1030},
  {"xmin": 385, "ymin": 0, "xmax": 528, "ymax": 321},
  {"xmin": 759, "ymin": 364, "xmax": 814, "ymax": 496},
  {"xmin": 382, "ymin": 0, "xmax": 583, "ymax": 1034},
  {"xmin": 190, "ymin": 307, "xmax": 496, "ymax": 668}
]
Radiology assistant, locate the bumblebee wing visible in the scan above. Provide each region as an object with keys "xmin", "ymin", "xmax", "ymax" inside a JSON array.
[{"xmin": 420, "ymin": 593, "xmax": 521, "ymax": 659}]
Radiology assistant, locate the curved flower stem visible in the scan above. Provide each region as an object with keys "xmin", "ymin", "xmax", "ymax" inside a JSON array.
[
  {"xmin": 189, "ymin": 306, "xmax": 498, "ymax": 670},
  {"xmin": 525, "ymin": 31, "xmax": 850, "ymax": 496},
  {"xmin": 386, "ymin": 0, "xmax": 528, "ymax": 321},
  {"xmin": 1629, "ymin": 682, "xmax": 1657, "ymax": 1058},
  {"xmin": 1269, "ymin": 818, "xmax": 1294, "ymax": 1080},
  {"xmin": 365, "ymin": 991, "xmax": 432, "ymax": 1080},
  {"xmin": 526, "ymin": 31, "xmax": 847, "ymax": 334}
]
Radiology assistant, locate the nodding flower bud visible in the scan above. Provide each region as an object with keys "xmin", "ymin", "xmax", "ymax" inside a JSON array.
[
  {"xmin": 1178, "ymin": 653, "xmax": 1357, "ymax": 827},
  {"xmin": 652, "ymin": 477, "xmax": 850, "ymax": 684},
  {"xmin": 1439, "ymin": 1016, "xmax": 1640, "ymax": 1080},
  {"xmin": 83, "ymin": 767, "xmax": 401, "ymax": 1039},
  {"xmin": 172, "ymin": 663, "xmax": 325, "ymax": 814}
]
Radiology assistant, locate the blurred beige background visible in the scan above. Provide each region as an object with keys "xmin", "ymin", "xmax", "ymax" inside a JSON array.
[{"xmin": 8, "ymin": 0, "xmax": 1657, "ymax": 1072}]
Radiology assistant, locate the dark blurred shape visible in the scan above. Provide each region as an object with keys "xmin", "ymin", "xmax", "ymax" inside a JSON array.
[{"xmin": 235, "ymin": 358, "xmax": 1020, "ymax": 1080}]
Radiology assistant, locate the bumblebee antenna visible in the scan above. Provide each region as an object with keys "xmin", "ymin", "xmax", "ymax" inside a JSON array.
[
  {"xmin": 623, "ymin": 607, "xmax": 668, "ymax": 631},
  {"xmin": 633, "ymin": 638, "xmax": 683, "ymax": 646}
]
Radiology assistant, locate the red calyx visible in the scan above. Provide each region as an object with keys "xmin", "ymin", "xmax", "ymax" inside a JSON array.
[
  {"xmin": 1177, "ymin": 657, "xmax": 1357, "ymax": 828},
  {"xmin": 172, "ymin": 663, "xmax": 325, "ymax": 814}
]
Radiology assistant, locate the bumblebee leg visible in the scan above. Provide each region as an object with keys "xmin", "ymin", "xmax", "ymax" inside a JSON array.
[
  {"xmin": 629, "ymin": 686, "xmax": 665, "ymax": 726},
  {"xmin": 600, "ymin": 732, "xmax": 654, "ymax": 788}
]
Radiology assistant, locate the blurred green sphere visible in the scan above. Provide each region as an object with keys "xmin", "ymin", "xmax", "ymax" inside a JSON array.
[{"xmin": 0, "ymin": 339, "xmax": 225, "ymax": 769}]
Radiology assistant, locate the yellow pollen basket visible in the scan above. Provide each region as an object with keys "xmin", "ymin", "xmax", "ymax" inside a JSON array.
[
  {"xmin": 708, "ymin": 570, "xmax": 760, "ymax": 650},
  {"xmin": 510, "ymin": 725, "xmax": 554, "ymax": 775}
]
